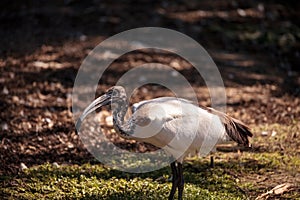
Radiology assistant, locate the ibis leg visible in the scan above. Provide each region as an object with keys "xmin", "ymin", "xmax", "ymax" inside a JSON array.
[
  {"xmin": 177, "ymin": 162, "xmax": 184, "ymax": 200},
  {"xmin": 168, "ymin": 162, "xmax": 178, "ymax": 200},
  {"xmin": 210, "ymin": 156, "xmax": 214, "ymax": 168}
]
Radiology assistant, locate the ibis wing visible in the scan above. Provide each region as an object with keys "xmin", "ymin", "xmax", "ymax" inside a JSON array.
[
  {"xmin": 158, "ymin": 115, "xmax": 201, "ymax": 162},
  {"xmin": 132, "ymin": 97, "xmax": 195, "ymax": 113}
]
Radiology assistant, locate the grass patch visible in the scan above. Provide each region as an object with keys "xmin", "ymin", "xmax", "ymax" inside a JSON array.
[
  {"xmin": 2, "ymin": 162, "xmax": 247, "ymax": 200},
  {"xmin": 1, "ymin": 123, "xmax": 299, "ymax": 199}
]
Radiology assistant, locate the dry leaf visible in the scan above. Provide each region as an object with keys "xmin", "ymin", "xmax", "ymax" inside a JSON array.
[{"xmin": 255, "ymin": 183, "xmax": 294, "ymax": 199}]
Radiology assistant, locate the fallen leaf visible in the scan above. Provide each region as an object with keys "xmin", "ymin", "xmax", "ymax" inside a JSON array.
[{"xmin": 255, "ymin": 183, "xmax": 294, "ymax": 199}]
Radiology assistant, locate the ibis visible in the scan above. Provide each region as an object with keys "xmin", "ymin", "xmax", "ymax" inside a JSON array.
[{"xmin": 75, "ymin": 86, "xmax": 252, "ymax": 200}]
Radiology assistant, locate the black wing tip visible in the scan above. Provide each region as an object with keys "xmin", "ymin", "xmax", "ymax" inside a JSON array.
[
  {"xmin": 202, "ymin": 106, "xmax": 253, "ymax": 147},
  {"xmin": 223, "ymin": 117, "xmax": 253, "ymax": 147},
  {"xmin": 233, "ymin": 120, "xmax": 253, "ymax": 147}
]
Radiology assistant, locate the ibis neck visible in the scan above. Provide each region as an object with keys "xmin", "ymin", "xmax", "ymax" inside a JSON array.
[{"xmin": 112, "ymin": 102, "xmax": 134, "ymax": 138}]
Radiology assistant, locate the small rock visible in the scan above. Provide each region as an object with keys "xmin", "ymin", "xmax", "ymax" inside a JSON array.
[
  {"xmin": 19, "ymin": 110, "xmax": 24, "ymax": 116},
  {"xmin": 261, "ymin": 131, "xmax": 268, "ymax": 136},
  {"xmin": 237, "ymin": 8, "xmax": 246, "ymax": 17},
  {"xmin": 12, "ymin": 95, "xmax": 19, "ymax": 102},
  {"xmin": 67, "ymin": 142, "xmax": 74, "ymax": 149},
  {"xmin": 44, "ymin": 118, "xmax": 51, "ymax": 123},
  {"xmin": 20, "ymin": 163, "xmax": 28, "ymax": 170},
  {"xmin": 2, "ymin": 86, "xmax": 9, "ymax": 95},
  {"xmin": 44, "ymin": 117, "xmax": 54, "ymax": 128},
  {"xmin": 271, "ymin": 130, "xmax": 277, "ymax": 137},
  {"xmin": 1, "ymin": 123, "xmax": 8, "ymax": 131},
  {"xmin": 105, "ymin": 116, "xmax": 113, "ymax": 127},
  {"xmin": 53, "ymin": 162, "xmax": 60, "ymax": 168}
]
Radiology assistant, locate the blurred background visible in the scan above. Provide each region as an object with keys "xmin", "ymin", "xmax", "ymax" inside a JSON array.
[{"xmin": 0, "ymin": 0, "xmax": 299, "ymax": 199}]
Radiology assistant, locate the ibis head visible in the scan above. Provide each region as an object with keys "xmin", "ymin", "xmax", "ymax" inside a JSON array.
[{"xmin": 75, "ymin": 86, "xmax": 127, "ymax": 131}]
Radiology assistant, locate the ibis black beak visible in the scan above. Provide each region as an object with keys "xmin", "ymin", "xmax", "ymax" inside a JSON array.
[{"xmin": 75, "ymin": 92, "xmax": 112, "ymax": 132}]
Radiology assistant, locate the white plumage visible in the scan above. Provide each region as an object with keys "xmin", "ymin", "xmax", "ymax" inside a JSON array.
[
  {"xmin": 130, "ymin": 97, "xmax": 228, "ymax": 162},
  {"xmin": 76, "ymin": 86, "xmax": 252, "ymax": 200}
]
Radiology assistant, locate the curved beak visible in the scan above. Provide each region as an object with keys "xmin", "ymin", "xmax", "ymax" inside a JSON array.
[{"xmin": 75, "ymin": 92, "xmax": 112, "ymax": 131}]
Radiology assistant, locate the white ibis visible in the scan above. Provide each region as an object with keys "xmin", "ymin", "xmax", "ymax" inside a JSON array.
[{"xmin": 75, "ymin": 86, "xmax": 252, "ymax": 200}]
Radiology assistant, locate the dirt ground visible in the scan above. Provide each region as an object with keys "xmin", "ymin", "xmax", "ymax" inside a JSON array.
[{"xmin": 0, "ymin": 0, "xmax": 299, "ymax": 198}]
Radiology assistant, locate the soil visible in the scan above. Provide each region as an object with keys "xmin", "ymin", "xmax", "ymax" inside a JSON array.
[{"xmin": 0, "ymin": 0, "xmax": 299, "ymax": 184}]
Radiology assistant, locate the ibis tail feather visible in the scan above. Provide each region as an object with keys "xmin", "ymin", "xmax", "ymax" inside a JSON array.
[{"xmin": 205, "ymin": 107, "xmax": 253, "ymax": 147}]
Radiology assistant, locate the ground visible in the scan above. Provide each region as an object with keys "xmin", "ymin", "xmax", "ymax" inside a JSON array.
[{"xmin": 0, "ymin": 0, "xmax": 299, "ymax": 199}]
